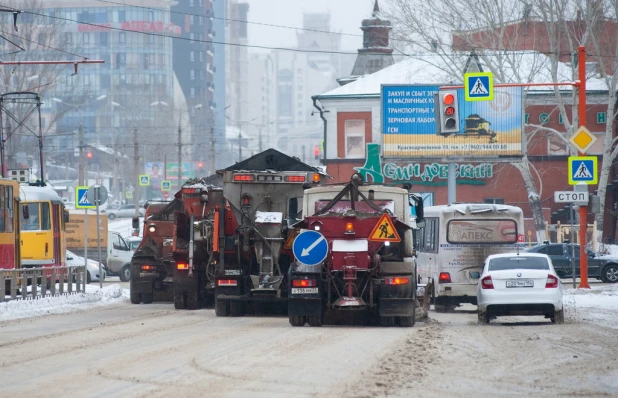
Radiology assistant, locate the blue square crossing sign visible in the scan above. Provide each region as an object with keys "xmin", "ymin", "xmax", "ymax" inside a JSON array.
[
  {"xmin": 464, "ymin": 72, "xmax": 494, "ymax": 101},
  {"xmin": 568, "ymin": 156, "xmax": 598, "ymax": 185},
  {"xmin": 75, "ymin": 186, "xmax": 95, "ymax": 209}
]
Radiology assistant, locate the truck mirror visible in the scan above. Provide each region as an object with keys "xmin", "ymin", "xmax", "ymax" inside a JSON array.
[
  {"xmin": 63, "ymin": 209, "xmax": 70, "ymax": 223},
  {"xmin": 132, "ymin": 216, "xmax": 139, "ymax": 230}
]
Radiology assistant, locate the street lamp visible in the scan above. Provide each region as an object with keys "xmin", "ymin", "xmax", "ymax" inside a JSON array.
[
  {"xmin": 52, "ymin": 95, "xmax": 106, "ymax": 185},
  {"xmin": 225, "ymin": 114, "xmax": 258, "ymax": 162}
]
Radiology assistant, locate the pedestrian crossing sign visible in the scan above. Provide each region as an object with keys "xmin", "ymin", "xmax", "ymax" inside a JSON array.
[
  {"xmin": 126, "ymin": 191, "xmax": 133, "ymax": 199},
  {"xmin": 139, "ymin": 174, "xmax": 150, "ymax": 186},
  {"xmin": 161, "ymin": 180, "xmax": 172, "ymax": 191},
  {"xmin": 464, "ymin": 72, "xmax": 494, "ymax": 101},
  {"xmin": 568, "ymin": 156, "xmax": 598, "ymax": 185},
  {"xmin": 75, "ymin": 186, "xmax": 95, "ymax": 209},
  {"xmin": 368, "ymin": 213, "xmax": 401, "ymax": 243}
]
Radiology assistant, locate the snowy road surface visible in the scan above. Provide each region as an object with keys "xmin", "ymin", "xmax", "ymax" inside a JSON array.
[{"xmin": 1, "ymin": 286, "xmax": 617, "ymax": 397}]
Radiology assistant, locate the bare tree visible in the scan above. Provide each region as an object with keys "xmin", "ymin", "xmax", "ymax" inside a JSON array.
[{"xmin": 384, "ymin": 0, "xmax": 618, "ymax": 243}]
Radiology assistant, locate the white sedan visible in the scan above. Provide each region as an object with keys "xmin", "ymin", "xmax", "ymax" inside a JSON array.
[
  {"xmin": 66, "ymin": 250, "xmax": 106, "ymax": 284},
  {"xmin": 477, "ymin": 252, "xmax": 564, "ymax": 324}
]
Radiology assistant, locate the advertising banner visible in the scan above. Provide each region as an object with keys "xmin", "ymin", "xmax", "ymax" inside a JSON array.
[{"xmin": 381, "ymin": 84, "xmax": 524, "ymax": 160}]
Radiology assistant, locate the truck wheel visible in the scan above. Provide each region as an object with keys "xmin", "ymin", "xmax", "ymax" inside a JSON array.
[
  {"xmin": 379, "ymin": 316, "xmax": 395, "ymax": 327},
  {"xmin": 215, "ymin": 299, "xmax": 229, "ymax": 316},
  {"xmin": 307, "ymin": 315, "xmax": 322, "ymax": 327},
  {"xmin": 119, "ymin": 265, "xmax": 131, "ymax": 282},
  {"xmin": 229, "ymin": 301, "xmax": 245, "ymax": 317},
  {"xmin": 130, "ymin": 291, "xmax": 141, "ymax": 304},
  {"xmin": 187, "ymin": 291, "xmax": 200, "ymax": 310},
  {"xmin": 398, "ymin": 316, "xmax": 415, "ymax": 327},
  {"xmin": 289, "ymin": 315, "xmax": 305, "ymax": 327},
  {"xmin": 174, "ymin": 292, "xmax": 186, "ymax": 309},
  {"xmin": 142, "ymin": 293, "xmax": 153, "ymax": 304}
]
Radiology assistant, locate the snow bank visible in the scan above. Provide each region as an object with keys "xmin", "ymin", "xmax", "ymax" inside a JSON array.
[
  {"xmin": 0, "ymin": 284, "xmax": 129, "ymax": 322},
  {"xmin": 563, "ymin": 284, "xmax": 618, "ymax": 329}
]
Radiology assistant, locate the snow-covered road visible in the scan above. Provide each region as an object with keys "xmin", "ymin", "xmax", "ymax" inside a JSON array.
[{"xmin": 0, "ymin": 284, "xmax": 617, "ymax": 397}]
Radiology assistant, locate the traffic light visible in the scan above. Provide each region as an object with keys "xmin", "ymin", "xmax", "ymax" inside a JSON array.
[
  {"xmin": 197, "ymin": 161, "xmax": 204, "ymax": 169},
  {"xmin": 86, "ymin": 151, "xmax": 93, "ymax": 159},
  {"xmin": 314, "ymin": 145, "xmax": 320, "ymax": 160},
  {"xmin": 436, "ymin": 90, "xmax": 459, "ymax": 136}
]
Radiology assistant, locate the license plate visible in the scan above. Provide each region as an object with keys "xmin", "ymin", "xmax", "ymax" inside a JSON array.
[
  {"xmin": 225, "ymin": 269, "xmax": 241, "ymax": 276},
  {"xmin": 506, "ymin": 280, "xmax": 534, "ymax": 288},
  {"xmin": 416, "ymin": 286, "xmax": 425, "ymax": 296},
  {"xmin": 291, "ymin": 287, "xmax": 318, "ymax": 294}
]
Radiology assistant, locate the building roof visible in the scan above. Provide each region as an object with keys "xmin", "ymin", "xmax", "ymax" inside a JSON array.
[{"xmin": 319, "ymin": 51, "xmax": 609, "ymax": 99}]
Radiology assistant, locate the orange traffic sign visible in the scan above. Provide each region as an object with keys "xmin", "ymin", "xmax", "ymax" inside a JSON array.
[
  {"xmin": 368, "ymin": 213, "xmax": 401, "ymax": 242},
  {"xmin": 284, "ymin": 230, "xmax": 297, "ymax": 249}
]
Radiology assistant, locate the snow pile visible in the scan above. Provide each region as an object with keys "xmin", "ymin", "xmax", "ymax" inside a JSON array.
[
  {"xmin": 0, "ymin": 284, "xmax": 129, "ymax": 322},
  {"xmin": 563, "ymin": 284, "xmax": 618, "ymax": 328}
]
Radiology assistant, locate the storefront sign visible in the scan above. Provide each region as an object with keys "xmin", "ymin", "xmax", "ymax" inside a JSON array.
[{"xmin": 355, "ymin": 143, "xmax": 493, "ymax": 185}]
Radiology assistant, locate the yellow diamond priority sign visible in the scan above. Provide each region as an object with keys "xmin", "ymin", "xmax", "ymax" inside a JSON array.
[{"xmin": 569, "ymin": 126, "xmax": 597, "ymax": 154}]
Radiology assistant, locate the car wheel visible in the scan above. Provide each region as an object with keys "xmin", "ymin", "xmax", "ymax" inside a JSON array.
[
  {"xmin": 119, "ymin": 265, "xmax": 131, "ymax": 282},
  {"xmin": 142, "ymin": 293, "xmax": 153, "ymax": 304},
  {"xmin": 477, "ymin": 310, "xmax": 489, "ymax": 324},
  {"xmin": 87, "ymin": 271, "xmax": 91, "ymax": 284},
  {"xmin": 551, "ymin": 310, "xmax": 565, "ymax": 324},
  {"xmin": 215, "ymin": 299, "xmax": 229, "ymax": 317},
  {"xmin": 601, "ymin": 264, "xmax": 618, "ymax": 283},
  {"xmin": 130, "ymin": 291, "xmax": 141, "ymax": 304},
  {"xmin": 108, "ymin": 213, "xmax": 116, "ymax": 220},
  {"xmin": 379, "ymin": 316, "xmax": 396, "ymax": 327}
]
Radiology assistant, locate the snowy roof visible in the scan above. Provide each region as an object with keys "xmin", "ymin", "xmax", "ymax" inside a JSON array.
[{"xmin": 317, "ymin": 51, "xmax": 609, "ymax": 99}]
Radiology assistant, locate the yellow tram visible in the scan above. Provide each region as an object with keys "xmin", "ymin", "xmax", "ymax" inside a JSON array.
[
  {"xmin": 19, "ymin": 184, "xmax": 67, "ymax": 268},
  {"xmin": 0, "ymin": 178, "xmax": 22, "ymax": 271}
]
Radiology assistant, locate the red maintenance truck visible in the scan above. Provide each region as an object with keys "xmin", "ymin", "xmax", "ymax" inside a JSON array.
[
  {"xmin": 130, "ymin": 201, "xmax": 182, "ymax": 304},
  {"xmin": 287, "ymin": 174, "xmax": 424, "ymax": 327}
]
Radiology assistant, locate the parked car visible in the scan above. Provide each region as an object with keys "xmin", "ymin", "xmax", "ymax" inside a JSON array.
[
  {"xmin": 525, "ymin": 243, "xmax": 618, "ymax": 283},
  {"xmin": 66, "ymin": 250, "xmax": 106, "ymax": 284},
  {"xmin": 477, "ymin": 252, "xmax": 564, "ymax": 324},
  {"xmin": 106, "ymin": 204, "xmax": 145, "ymax": 220}
]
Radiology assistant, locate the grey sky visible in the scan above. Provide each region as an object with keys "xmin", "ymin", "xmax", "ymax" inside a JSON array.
[{"xmin": 242, "ymin": 0, "xmax": 377, "ymax": 52}]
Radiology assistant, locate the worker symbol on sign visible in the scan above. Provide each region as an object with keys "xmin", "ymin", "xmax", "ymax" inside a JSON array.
[{"xmin": 369, "ymin": 213, "xmax": 401, "ymax": 243}]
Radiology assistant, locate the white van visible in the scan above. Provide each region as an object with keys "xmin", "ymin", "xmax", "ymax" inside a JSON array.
[{"xmin": 106, "ymin": 231, "xmax": 135, "ymax": 282}]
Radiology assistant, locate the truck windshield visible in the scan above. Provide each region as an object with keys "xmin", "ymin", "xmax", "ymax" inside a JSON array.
[
  {"xmin": 315, "ymin": 200, "xmax": 394, "ymax": 214},
  {"xmin": 488, "ymin": 257, "xmax": 550, "ymax": 271}
]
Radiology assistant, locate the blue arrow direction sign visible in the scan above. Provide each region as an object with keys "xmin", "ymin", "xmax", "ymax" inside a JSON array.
[
  {"xmin": 75, "ymin": 186, "xmax": 95, "ymax": 209},
  {"xmin": 292, "ymin": 230, "xmax": 328, "ymax": 266}
]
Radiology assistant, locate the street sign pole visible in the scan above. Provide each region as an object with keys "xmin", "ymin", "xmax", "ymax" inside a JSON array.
[
  {"xmin": 576, "ymin": 46, "xmax": 590, "ymax": 289},
  {"xmin": 84, "ymin": 208, "xmax": 87, "ymax": 292},
  {"xmin": 95, "ymin": 187, "xmax": 102, "ymax": 289}
]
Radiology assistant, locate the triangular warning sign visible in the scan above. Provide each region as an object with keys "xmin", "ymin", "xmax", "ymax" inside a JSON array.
[
  {"xmin": 574, "ymin": 162, "xmax": 592, "ymax": 178},
  {"xmin": 368, "ymin": 213, "xmax": 401, "ymax": 243},
  {"xmin": 284, "ymin": 230, "xmax": 297, "ymax": 250},
  {"xmin": 470, "ymin": 78, "xmax": 488, "ymax": 95}
]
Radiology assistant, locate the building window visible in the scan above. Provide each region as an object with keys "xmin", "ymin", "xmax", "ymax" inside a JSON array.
[
  {"xmin": 82, "ymin": 32, "xmax": 89, "ymax": 44},
  {"xmin": 100, "ymin": 32, "xmax": 107, "ymax": 46},
  {"xmin": 190, "ymin": 15, "xmax": 194, "ymax": 25},
  {"xmin": 65, "ymin": 33, "xmax": 72, "ymax": 44},
  {"xmin": 200, "ymin": 70, "xmax": 205, "ymax": 80},
  {"xmin": 539, "ymin": 113, "xmax": 549, "ymax": 124},
  {"xmin": 344, "ymin": 120, "xmax": 365, "ymax": 158},
  {"xmin": 189, "ymin": 33, "xmax": 194, "ymax": 43},
  {"xmin": 190, "ymin": 0, "xmax": 194, "ymax": 5},
  {"xmin": 149, "ymin": 35, "xmax": 155, "ymax": 45},
  {"xmin": 190, "ymin": 70, "xmax": 195, "ymax": 80},
  {"xmin": 199, "ymin": 51, "xmax": 204, "ymax": 62},
  {"xmin": 190, "ymin": 87, "xmax": 195, "ymax": 98},
  {"xmin": 525, "ymin": 113, "xmax": 529, "ymax": 124},
  {"xmin": 597, "ymin": 112, "xmax": 607, "ymax": 124},
  {"xmin": 119, "ymin": 32, "xmax": 126, "ymax": 44},
  {"xmin": 483, "ymin": 198, "xmax": 504, "ymax": 204},
  {"xmin": 190, "ymin": 51, "xmax": 195, "ymax": 62}
]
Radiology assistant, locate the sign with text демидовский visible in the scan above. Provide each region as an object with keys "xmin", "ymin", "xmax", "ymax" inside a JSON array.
[{"xmin": 381, "ymin": 84, "xmax": 524, "ymax": 161}]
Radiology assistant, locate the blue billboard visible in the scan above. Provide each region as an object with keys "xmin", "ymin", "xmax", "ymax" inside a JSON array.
[{"xmin": 381, "ymin": 84, "xmax": 524, "ymax": 160}]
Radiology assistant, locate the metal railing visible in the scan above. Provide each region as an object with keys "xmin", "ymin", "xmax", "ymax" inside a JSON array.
[{"xmin": 1, "ymin": 266, "xmax": 87, "ymax": 302}]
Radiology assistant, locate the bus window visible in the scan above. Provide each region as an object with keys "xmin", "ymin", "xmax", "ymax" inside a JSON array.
[
  {"xmin": 21, "ymin": 204, "xmax": 40, "ymax": 231},
  {"xmin": 6, "ymin": 186, "xmax": 13, "ymax": 233},
  {"xmin": 40, "ymin": 203, "xmax": 51, "ymax": 230},
  {"xmin": 424, "ymin": 219, "xmax": 437, "ymax": 252},
  {"xmin": 0, "ymin": 185, "xmax": 4, "ymax": 232}
]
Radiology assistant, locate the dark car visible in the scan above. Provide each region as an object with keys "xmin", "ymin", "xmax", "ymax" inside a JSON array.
[{"xmin": 525, "ymin": 243, "xmax": 618, "ymax": 283}]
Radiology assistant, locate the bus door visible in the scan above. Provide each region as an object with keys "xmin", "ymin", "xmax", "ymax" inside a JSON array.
[{"xmin": 52, "ymin": 204, "xmax": 61, "ymax": 266}]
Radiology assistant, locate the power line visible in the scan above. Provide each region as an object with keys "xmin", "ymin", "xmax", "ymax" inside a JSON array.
[
  {"xmin": 0, "ymin": 29, "xmax": 90, "ymax": 60},
  {"xmin": 92, "ymin": 0, "xmax": 366, "ymax": 39},
  {"xmin": 22, "ymin": 10, "xmax": 360, "ymax": 56}
]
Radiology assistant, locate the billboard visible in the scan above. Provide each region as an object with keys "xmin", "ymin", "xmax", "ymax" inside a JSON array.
[{"xmin": 381, "ymin": 84, "xmax": 524, "ymax": 160}]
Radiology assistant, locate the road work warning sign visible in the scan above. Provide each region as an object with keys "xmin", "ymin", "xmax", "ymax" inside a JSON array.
[{"xmin": 369, "ymin": 213, "xmax": 401, "ymax": 243}]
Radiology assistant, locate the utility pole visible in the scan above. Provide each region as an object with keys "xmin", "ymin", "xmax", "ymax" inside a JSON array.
[
  {"xmin": 112, "ymin": 134, "xmax": 118, "ymax": 201},
  {"xmin": 238, "ymin": 122, "xmax": 242, "ymax": 162},
  {"xmin": 178, "ymin": 122, "xmax": 182, "ymax": 186},
  {"xmin": 133, "ymin": 124, "xmax": 140, "ymax": 216},
  {"xmin": 78, "ymin": 121, "xmax": 84, "ymax": 186},
  {"xmin": 210, "ymin": 126, "xmax": 215, "ymax": 174}
]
